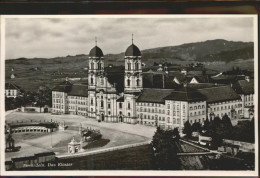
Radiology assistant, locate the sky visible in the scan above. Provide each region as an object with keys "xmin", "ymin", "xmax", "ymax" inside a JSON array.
[{"xmin": 5, "ymin": 16, "xmax": 254, "ymax": 59}]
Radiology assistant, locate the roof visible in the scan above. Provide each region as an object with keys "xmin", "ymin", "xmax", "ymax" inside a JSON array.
[
  {"xmin": 125, "ymin": 44, "xmax": 141, "ymax": 56},
  {"xmin": 89, "ymin": 46, "xmax": 104, "ymax": 57},
  {"xmin": 198, "ymin": 85, "xmax": 241, "ymax": 104},
  {"xmin": 52, "ymin": 80, "xmax": 72, "ymax": 92},
  {"xmin": 68, "ymin": 84, "xmax": 88, "ymax": 97},
  {"xmin": 190, "ymin": 75, "xmax": 210, "ymax": 83},
  {"xmin": 106, "ymin": 73, "xmax": 124, "ymax": 93},
  {"xmin": 116, "ymin": 97, "xmax": 124, "ymax": 102},
  {"xmin": 164, "ymin": 87, "xmax": 207, "ymax": 102},
  {"xmin": 34, "ymin": 152, "xmax": 55, "ymax": 157},
  {"xmin": 233, "ymin": 79, "xmax": 254, "ymax": 95},
  {"xmin": 137, "ymin": 88, "xmax": 174, "ymax": 104},
  {"xmin": 188, "ymin": 83, "xmax": 225, "ymax": 89},
  {"xmin": 5, "ymin": 82, "xmax": 21, "ymax": 90}
]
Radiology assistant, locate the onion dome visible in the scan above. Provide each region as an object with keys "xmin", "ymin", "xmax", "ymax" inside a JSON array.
[
  {"xmin": 89, "ymin": 46, "xmax": 104, "ymax": 57},
  {"xmin": 125, "ymin": 44, "xmax": 141, "ymax": 56}
]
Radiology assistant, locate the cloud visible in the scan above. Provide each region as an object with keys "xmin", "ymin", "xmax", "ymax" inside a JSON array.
[{"xmin": 5, "ymin": 16, "xmax": 254, "ymax": 59}]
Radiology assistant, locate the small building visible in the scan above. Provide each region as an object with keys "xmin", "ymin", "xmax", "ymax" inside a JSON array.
[
  {"xmin": 5, "ymin": 82, "xmax": 23, "ymax": 98},
  {"xmin": 218, "ymin": 144, "xmax": 239, "ymax": 156},
  {"xmin": 68, "ymin": 137, "xmax": 82, "ymax": 154},
  {"xmin": 34, "ymin": 152, "xmax": 56, "ymax": 163}
]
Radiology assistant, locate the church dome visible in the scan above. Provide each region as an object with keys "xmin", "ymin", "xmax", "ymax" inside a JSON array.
[
  {"xmin": 125, "ymin": 44, "xmax": 141, "ymax": 56},
  {"xmin": 89, "ymin": 46, "xmax": 104, "ymax": 57}
]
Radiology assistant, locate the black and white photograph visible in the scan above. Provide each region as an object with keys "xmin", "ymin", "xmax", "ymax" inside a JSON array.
[{"xmin": 0, "ymin": 15, "xmax": 258, "ymax": 176}]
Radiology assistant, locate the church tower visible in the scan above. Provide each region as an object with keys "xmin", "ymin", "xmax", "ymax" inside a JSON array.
[
  {"xmin": 124, "ymin": 35, "xmax": 143, "ymax": 124},
  {"xmin": 88, "ymin": 38, "xmax": 104, "ymax": 119},
  {"xmin": 124, "ymin": 35, "xmax": 143, "ymax": 93}
]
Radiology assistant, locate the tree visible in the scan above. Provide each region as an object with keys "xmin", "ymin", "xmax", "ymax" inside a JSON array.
[
  {"xmin": 151, "ymin": 127, "xmax": 180, "ymax": 170},
  {"xmin": 191, "ymin": 122, "xmax": 202, "ymax": 133},
  {"xmin": 173, "ymin": 128, "xmax": 180, "ymax": 141},
  {"xmin": 183, "ymin": 121, "xmax": 192, "ymax": 138},
  {"xmin": 203, "ymin": 117, "xmax": 210, "ymax": 131},
  {"xmin": 222, "ymin": 114, "xmax": 233, "ymax": 130},
  {"xmin": 35, "ymin": 86, "xmax": 52, "ymax": 112}
]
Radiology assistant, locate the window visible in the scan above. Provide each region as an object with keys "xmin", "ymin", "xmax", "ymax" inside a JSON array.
[
  {"xmin": 108, "ymin": 103, "xmax": 111, "ymax": 109},
  {"xmin": 127, "ymin": 79, "xmax": 130, "ymax": 86},
  {"xmin": 190, "ymin": 107, "xmax": 193, "ymax": 110},
  {"xmin": 91, "ymin": 77, "xmax": 94, "ymax": 84},
  {"xmin": 91, "ymin": 99, "xmax": 93, "ymax": 105},
  {"xmin": 136, "ymin": 79, "xmax": 140, "ymax": 86},
  {"xmin": 91, "ymin": 62, "xmax": 94, "ymax": 69},
  {"xmin": 119, "ymin": 103, "xmax": 122, "ymax": 109},
  {"xmin": 198, "ymin": 106, "xmax": 201, "ymax": 109},
  {"xmin": 135, "ymin": 62, "xmax": 139, "ymax": 70},
  {"xmin": 100, "ymin": 78, "xmax": 104, "ymax": 85},
  {"xmin": 128, "ymin": 103, "xmax": 130, "ymax": 109},
  {"xmin": 167, "ymin": 117, "xmax": 170, "ymax": 123},
  {"xmin": 128, "ymin": 113, "xmax": 131, "ymax": 117},
  {"xmin": 194, "ymin": 106, "xmax": 197, "ymax": 110},
  {"xmin": 128, "ymin": 63, "xmax": 131, "ymax": 70},
  {"xmin": 194, "ymin": 112, "xmax": 197, "ymax": 115},
  {"xmin": 167, "ymin": 104, "xmax": 170, "ymax": 109},
  {"xmin": 101, "ymin": 100, "xmax": 104, "ymax": 108}
]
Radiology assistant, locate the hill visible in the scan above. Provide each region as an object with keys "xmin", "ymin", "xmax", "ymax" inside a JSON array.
[{"xmin": 5, "ymin": 39, "xmax": 254, "ymax": 91}]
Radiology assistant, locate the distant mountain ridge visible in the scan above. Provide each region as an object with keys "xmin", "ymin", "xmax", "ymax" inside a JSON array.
[{"xmin": 6, "ymin": 39, "xmax": 253, "ymax": 66}]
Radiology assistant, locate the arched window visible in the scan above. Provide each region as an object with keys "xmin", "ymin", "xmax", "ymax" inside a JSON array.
[
  {"xmin": 128, "ymin": 112, "xmax": 131, "ymax": 117},
  {"xmin": 101, "ymin": 100, "xmax": 104, "ymax": 108},
  {"xmin": 127, "ymin": 63, "xmax": 131, "ymax": 70},
  {"xmin": 190, "ymin": 113, "xmax": 192, "ymax": 116},
  {"xmin": 91, "ymin": 77, "xmax": 94, "ymax": 84},
  {"xmin": 198, "ymin": 106, "xmax": 201, "ymax": 109},
  {"xmin": 128, "ymin": 103, "xmax": 131, "ymax": 109},
  {"xmin": 135, "ymin": 62, "xmax": 139, "ymax": 70},
  {"xmin": 127, "ymin": 79, "xmax": 130, "ymax": 86},
  {"xmin": 91, "ymin": 62, "xmax": 94, "ymax": 69},
  {"xmin": 194, "ymin": 112, "xmax": 197, "ymax": 115},
  {"xmin": 194, "ymin": 106, "xmax": 197, "ymax": 110},
  {"xmin": 190, "ymin": 107, "xmax": 193, "ymax": 110},
  {"xmin": 136, "ymin": 79, "xmax": 140, "ymax": 86},
  {"xmin": 98, "ymin": 62, "xmax": 102, "ymax": 70},
  {"xmin": 202, "ymin": 105, "xmax": 205, "ymax": 109}
]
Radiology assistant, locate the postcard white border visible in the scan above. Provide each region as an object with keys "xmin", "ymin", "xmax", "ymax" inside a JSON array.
[{"xmin": 0, "ymin": 14, "xmax": 258, "ymax": 176}]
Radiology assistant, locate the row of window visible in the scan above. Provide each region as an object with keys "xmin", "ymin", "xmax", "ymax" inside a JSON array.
[
  {"xmin": 190, "ymin": 111, "xmax": 205, "ymax": 116},
  {"xmin": 189, "ymin": 105, "xmax": 205, "ymax": 110},
  {"xmin": 137, "ymin": 103, "xmax": 162, "ymax": 107},
  {"xmin": 126, "ymin": 62, "xmax": 140, "ymax": 71},
  {"xmin": 137, "ymin": 107, "xmax": 165, "ymax": 114},
  {"xmin": 210, "ymin": 104, "xmax": 242, "ymax": 112},
  {"xmin": 245, "ymin": 95, "xmax": 254, "ymax": 101}
]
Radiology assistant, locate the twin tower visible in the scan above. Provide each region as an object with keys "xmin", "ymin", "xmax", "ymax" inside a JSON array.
[
  {"xmin": 88, "ymin": 40, "xmax": 143, "ymax": 93},
  {"xmin": 87, "ymin": 38, "xmax": 143, "ymax": 123}
]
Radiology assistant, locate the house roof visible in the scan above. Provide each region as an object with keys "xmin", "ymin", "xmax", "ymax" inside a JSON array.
[
  {"xmin": 198, "ymin": 85, "xmax": 241, "ymax": 104},
  {"xmin": 190, "ymin": 75, "xmax": 211, "ymax": 83},
  {"xmin": 164, "ymin": 87, "xmax": 206, "ymax": 102},
  {"xmin": 233, "ymin": 79, "xmax": 254, "ymax": 95},
  {"xmin": 68, "ymin": 84, "xmax": 88, "ymax": 97},
  {"xmin": 5, "ymin": 82, "xmax": 21, "ymax": 90},
  {"xmin": 136, "ymin": 88, "xmax": 174, "ymax": 104},
  {"xmin": 52, "ymin": 80, "xmax": 73, "ymax": 93}
]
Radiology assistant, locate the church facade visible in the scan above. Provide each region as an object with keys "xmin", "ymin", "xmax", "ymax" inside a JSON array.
[{"xmin": 52, "ymin": 41, "xmax": 254, "ymax": 130}]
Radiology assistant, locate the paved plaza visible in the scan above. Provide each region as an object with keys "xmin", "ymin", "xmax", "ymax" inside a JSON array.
[{"xmin": 5, "ymin": 112, "xmax": 156, "ymax": 160}]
